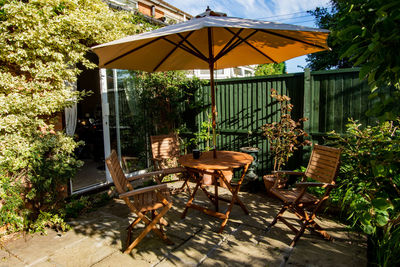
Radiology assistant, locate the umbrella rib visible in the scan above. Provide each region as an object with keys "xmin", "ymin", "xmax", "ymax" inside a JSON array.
[
  {"xmin": 214, "ymin": 28, "xmax": 244, "ymax": 61},
  {"xmin": 223, "ymin": 28, "xmax": 277, "ymax": 63},
  {"xmin": 214, "ymin": 29, "xmax": 251, "ymax": 61},
  {"xmin": 153, "ymin": 31, "xmax": 195, "ymax": 71},
  {"xmin": 102, "ymin": 37, "xmax": 162, "ymax": 67},
  {"xmin": 259, "ymin": 29, "xmax": 327, "ymax": 50},
  {"xmin": 161, "ymin": 37, "xmax": 208, "ymax": 62},
  {"xmin": 177, "ymin": 33, "xmax": 208, "ymax": 62}
]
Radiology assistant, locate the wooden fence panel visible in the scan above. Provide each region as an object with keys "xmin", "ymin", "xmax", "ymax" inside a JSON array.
[
  {"xmin": 189, "ymin": 68, "xmax": 373, "ymax": 176},
  {"xmin": 195, "ymin": 74, "xmax": 305, "ymax": 175}
]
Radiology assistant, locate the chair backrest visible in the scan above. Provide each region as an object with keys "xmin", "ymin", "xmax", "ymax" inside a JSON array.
[
  {"xmin": 105, "ymin": 150, "xmax": 129, "ymax": 194},
  {"xmin": 305, "ymin": 145, "xmax": 341, "ymax": 183},
  {"xmin": 150, "ymin": 134, "xmax": 180, "ymax": 160}
]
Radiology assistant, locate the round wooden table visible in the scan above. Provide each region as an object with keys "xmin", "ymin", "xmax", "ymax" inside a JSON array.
[
  {"xmin": 178, "ymin": 151, "xmax": 253, "ymax": 233},
  {"xmin": 178, "ymin": 150, "xmax": 253, "ymax": 170}
]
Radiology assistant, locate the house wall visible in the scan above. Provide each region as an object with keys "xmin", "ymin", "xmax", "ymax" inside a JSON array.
[{"xmin": 138, "ymin": 2, "xmax": 164, "ymax": 19}]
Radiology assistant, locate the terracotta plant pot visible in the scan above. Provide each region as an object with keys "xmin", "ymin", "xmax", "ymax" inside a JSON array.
[
  {"xmin": 201, "ymin": 170, "xmax": 214, "ymax": 185},
  {"xmin": 263, "ymin": 174, "xmax": 288, "ymax": 194},
  {"xmin": 219, "ymin": 169, "xmax": 233, "ymax": 188},
  {"xmin": 263, "ymin": 174, "xmax": 276, "ymax": 193},
  {"xmin": 201, "ymin": 169, "xmax": 233, "ymax": 188}
]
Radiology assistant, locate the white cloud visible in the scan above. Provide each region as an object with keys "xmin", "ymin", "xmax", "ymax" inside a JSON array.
[{"xmin": 165, "ymin": 0, "xmax": 330, "ymax": 20}]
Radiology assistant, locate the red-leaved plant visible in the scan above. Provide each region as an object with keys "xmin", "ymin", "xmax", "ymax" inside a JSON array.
[{"xmin": 261, "ymin": 89, "xmax": 310, "ymax": 171}]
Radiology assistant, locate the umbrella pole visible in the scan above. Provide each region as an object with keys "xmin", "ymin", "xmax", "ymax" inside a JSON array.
[{"xmin": 209, "ymin": 63, "xmax": 217, "ymax": 159}]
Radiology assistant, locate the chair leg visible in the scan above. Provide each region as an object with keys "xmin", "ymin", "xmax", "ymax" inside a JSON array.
[
  {"xmin": 269, "ymin": 205, "xmax": 288, "ymax": 228},
  {"xmin": 310, "ymin": 219, "xmax": 333, "ymax": 241},
  {"xmin": 179, "ymin": 177, "xmax": 191, "ymax": 195},
  {"xmin": 181, "ymin": 180, "xmax": 201, "ymax": 219},
  {"xmin": 290, "ymin": 224, "xmax": 306, "ymax": 247},
  {"xmin": 124, "ymin": 204, "xmax": 173, "ymax": 254},
  {"xmin": 127, "ymin": 216, "xmax": 142, "ymax": 246},
  {"xmin": 150, "ymin": 204, "xmax": 174, "ymax": 245}
]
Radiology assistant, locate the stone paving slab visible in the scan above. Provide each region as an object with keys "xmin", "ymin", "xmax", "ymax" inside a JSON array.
[{"xmin": 0, "ymin": 182, "xmax": 367, "ymax": 267}]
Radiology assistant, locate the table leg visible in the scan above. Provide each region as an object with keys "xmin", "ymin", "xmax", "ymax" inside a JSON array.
[
  {"xmin": 216, "ymin": 169, "xmax": 249, "ymax": 215},
  {"xmin": 218, "ymin": 164, "xmax": 250, "ymax": 233},
  {"xmin": 214, "ymin": 173, "xmax": 219, "ymax": 212},
  {"xmin": 181, "ymin": 172, "xmax": 201, "ymax": 219}
]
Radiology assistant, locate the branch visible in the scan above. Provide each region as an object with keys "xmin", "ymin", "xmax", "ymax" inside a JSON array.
[{"xmin": 389, "ymin": 177, "xmax": 400, "ymax": 197}]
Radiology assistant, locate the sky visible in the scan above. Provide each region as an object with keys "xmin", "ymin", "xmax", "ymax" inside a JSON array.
[{"xmin": 166, "ymin": 0, "xmax": 332, "ymax": 73}]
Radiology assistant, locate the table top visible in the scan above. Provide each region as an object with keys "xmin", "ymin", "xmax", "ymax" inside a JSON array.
[{"xmin": 178, "ymin": 151, "xmax": 253, "ymax": 170}]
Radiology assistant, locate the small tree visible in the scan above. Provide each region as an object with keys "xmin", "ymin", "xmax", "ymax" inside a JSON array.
[{"xmin": 261, "ymin": 89, "xmax": 310, "ymax": 171}]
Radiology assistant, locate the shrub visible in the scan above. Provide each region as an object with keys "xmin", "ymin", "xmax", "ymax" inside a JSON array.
[
  {"xmin": 327, "ymin": 119, "xmax": 400, "ymax": 266},
  {"xmin": 0, "ymin": 0, "xmax": 139, "ymax": 234}
]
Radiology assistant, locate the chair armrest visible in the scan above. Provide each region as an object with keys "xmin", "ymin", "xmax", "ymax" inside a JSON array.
[
  {"xmin": 295, "ymin": 182, "xmax": 336, "ymax": 188},
  {"xmin": 119, "ymin": 184, "xmax": 168, "ymax": 198},
  {"xmin": 126, "ymin": 170, "xmax": 165, "ymax": 181},
  {"xmin": 272, "ymin": 171, "xmax": 305, "ymax": 176}
]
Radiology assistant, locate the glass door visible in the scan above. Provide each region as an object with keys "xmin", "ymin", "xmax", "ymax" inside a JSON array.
[{"xmin": 106, "ymin": 69, "xmax": 149, "ymax": 177}]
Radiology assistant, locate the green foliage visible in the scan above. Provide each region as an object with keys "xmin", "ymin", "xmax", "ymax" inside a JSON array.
[
  {"xmin": 334, "ymin": 0, "xmax": 400, "ymax": 120},
  {"xmin": 130, "ymin": 11, "xmax": 162, "ymax": 33},
  {"xmin": 261, "ymin": 89, "xmax": 310, "ymax": 171},
  {"xmin": 132, "ymin": 71, "xmax": 206, "ymax": 135},
  {"xmin": 327, "ymin": 119, "xmax": 400, "ymax": 266},
  {"xmin": 63, "ymin": 192, "xmax": 111, "ymax": 219},
  {"xmin": 188, "ymin": 114, "xmax": 213, "ymax": 151},
  {"xmin": 254, "ymin": 62, "xmax": 286, "ymax": 76},
  {"xmin": 0, "ymin": 0, "xmax": 139, "ymax": 234},
  {"xmin": 306, "ymin": 2, "xmax": 353, "ymax": 70},
  {"xmin": 29, "ymin": 211, "xmax": 71, "ymax": 233}
]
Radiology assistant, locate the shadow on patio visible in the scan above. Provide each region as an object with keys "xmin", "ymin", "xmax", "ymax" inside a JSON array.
[{"xmin": 1, "ymin": 182, "xmax": 367, "ymax": 266}]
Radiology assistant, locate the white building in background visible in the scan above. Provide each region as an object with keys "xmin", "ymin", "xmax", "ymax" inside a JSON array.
[{"xmin": 187, "ymin": 66, "xmax": 255, "ymax": 80}]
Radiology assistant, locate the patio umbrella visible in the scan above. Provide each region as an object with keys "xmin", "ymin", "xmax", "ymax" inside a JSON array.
[{"xmin": 92, "ymin": 7, "xmax": 329, "ymax": 158}]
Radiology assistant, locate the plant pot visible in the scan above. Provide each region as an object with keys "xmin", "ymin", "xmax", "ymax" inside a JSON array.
[
  {"xmin": 263, "ymin": 174, "xmax": 288, "ymax": 194},
  {"xmin": 202, "ymin": 169, "xmax": 233, "ymax": 188},
  {"xmin": 263, "ymin": 174, "xmax": 276, "ymax": 193},
  {"xmin": 219, "ymin": 169, "xmax": 233, "ymax": 188},
  {"xmin": 201, "ymin": 170, "xmax": 214, "ymax": 185}
]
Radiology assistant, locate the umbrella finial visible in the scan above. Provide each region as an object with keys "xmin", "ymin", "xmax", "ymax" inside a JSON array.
[{"xmin": 195, "ymin": 7, "xmax": 227, "ymax": 18}]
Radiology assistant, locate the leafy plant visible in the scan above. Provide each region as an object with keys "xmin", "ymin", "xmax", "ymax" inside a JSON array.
[
  {"xmin": 261, "ymin": 89, "xmax": 310, "ymax": 171},
  {"xmin": 132, "ymin": 71, "xmax": 205, "ymax": 135},
  {"xmin": 189, "ymin": 113, "xmax": 213, "ymax": 151},
  {"xmin": 0, "ymin": 0, "xmax": 141, "ymax": 234},
  {"xmin": 306, "ymin": 2, "xmax": 353, "ymax": 70},
  {"xmin": 334, "ymin": 0, "xmax": 400, "ymax": 120},
  {"xmin": 327, "ymin": 119, "xmax": 400, "ymax": 266}
]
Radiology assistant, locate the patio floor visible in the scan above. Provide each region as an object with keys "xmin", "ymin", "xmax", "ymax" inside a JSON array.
[{"xmin": 0, "ymin": 182, "xmax": 367, "ymax": 267}]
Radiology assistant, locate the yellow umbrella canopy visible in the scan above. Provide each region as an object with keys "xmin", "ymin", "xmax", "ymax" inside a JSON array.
[{"xmin": 92, "ymin": 8, "xmax": 329, "ymax": 157}]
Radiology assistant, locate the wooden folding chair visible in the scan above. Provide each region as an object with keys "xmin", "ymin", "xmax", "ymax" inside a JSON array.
[
  {"xmin": 150, "ymin": 134, "xmax": 190, "ymax": 194},
  {"xmin": 268, "ymin": 145, "xmax": 341, "ymax": 247},
  {"xmin": 106, "ymin": 150, "xmax": 174, "ymax": 254}
]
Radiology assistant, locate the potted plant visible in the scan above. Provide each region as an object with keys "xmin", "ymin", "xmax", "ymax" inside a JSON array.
[
  {"xmin": 261, "ymin": 89, "xmax": 310, "ymax": 193},
  {"xmin": 188, "ymin": 114, "xmax": 233, "ymax": 187}
]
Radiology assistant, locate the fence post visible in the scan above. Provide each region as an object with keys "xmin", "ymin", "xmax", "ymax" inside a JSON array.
[
  {"xmin": 302, "ymin": 68, "xmax": 313, "ymax": 162},
  {"xmin": 303, "ymin": 68, "xmax": 312, "ymax": 134}
]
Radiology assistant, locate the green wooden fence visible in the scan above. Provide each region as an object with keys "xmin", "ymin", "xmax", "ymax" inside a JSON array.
[{"xmin": 193, "ymin": 68, "xmax": 371, "ymax": 176}]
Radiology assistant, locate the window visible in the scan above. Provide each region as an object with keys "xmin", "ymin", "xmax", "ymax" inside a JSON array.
[{"xmin": 233, "ymin": 68, "xmax": 242, "ymax": 76}]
